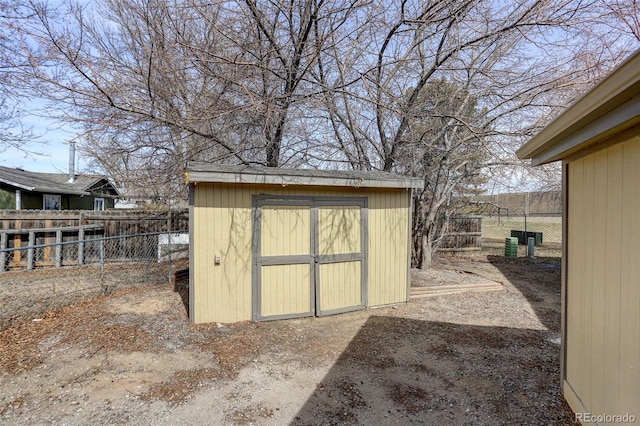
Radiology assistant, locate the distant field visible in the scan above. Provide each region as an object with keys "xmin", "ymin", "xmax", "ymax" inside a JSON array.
[
  {"xmin": 478, "ymin": 215, "xmax": 562, "ymax": 258},
  {"xmin": 481, "ymin": 216, "xmax": 562, "ymax": 244}
]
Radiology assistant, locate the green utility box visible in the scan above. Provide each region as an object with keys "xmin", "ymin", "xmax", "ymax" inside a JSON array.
[
  {"xmin": 510, "ymin": 230, "xmax": 543, "ymax": 246},
  {"xmin": 505, "ymin": 237, "xmax": 518, "ymax": 257}
]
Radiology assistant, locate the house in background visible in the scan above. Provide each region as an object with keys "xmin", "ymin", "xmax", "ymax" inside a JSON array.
[
  {"xmin": 0, "ymin": 165, "xmax": 120, "ymax": 210},
  {"xmin": 517, "ymin": 49, "xmax": 639, "ymax": 420}
]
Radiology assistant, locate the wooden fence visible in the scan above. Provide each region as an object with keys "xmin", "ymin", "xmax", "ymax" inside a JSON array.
[
  {"xmin": 438, "ymin": 216, "xmax": 482, "ymax": 253},
  {"xmin": 0, "ymin": 210, "xmax": 188, "ymax": 271},
  {"xmin": 0, "ymin": 209, "xmax": 188, "ymax": 235}
]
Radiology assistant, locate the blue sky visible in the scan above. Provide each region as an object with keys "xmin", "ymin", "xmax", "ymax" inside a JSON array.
[
  {"xmin": 1, "ymin": 106, "xmax": 79, "ymax": 174},
  {"xmin": 1, "ymin": 0, "xmax": 84, "ymax": 175}
]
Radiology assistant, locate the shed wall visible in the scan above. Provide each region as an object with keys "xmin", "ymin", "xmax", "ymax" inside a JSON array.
[
  {"xmin": 191, "ymin": 183, "xmax": 410, "ymax": 323},
  {"xmin": 565, "ymin": 129, "xmax": 640, "ymax": 418}
]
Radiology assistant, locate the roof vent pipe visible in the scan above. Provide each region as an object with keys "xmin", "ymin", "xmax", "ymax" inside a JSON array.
[{"xmin": 68, "ymin": 142, "xmax": 76, "ymax": 183}]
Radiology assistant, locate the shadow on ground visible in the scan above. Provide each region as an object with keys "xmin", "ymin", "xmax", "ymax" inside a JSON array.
[
  {"xmin": 293, "ymin": 315, "xmax": 575, "ymax": 425},
  {"xmin": 173, "ymin": 268, "xmax": 190, "ymax": 314},
  {"xmin": 486, "ymin": 255, "xmax": 562, "ymax": 332}
]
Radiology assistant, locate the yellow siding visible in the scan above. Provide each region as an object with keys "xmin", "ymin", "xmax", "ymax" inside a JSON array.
[
  {"xmin": 318, "ymin": 261, "xmax": 362, "ymax": 311},
  {"xmin": 261, "ymin": 205, "xmax": 310, "ymax": 256},
  {"xmin": 261, "ymin": 264, "xmax": 311, "ymax": 316},
  {"xmin": 191, "ymin": 183, "xmax": 411, "ymax": 323},
  {"xmin": 602, "ymin": 143, "xmax": 623, "ymax": 416},
  {"xmin": 566, "ymin": 157, "xmax": 583, "ymax": 394},
  {"xmin": 619, "ymin": 138, "xmax": 640, "ymax": 414},
  {"xmin": 368, "ymin": 189, "xmax": 410, "ymax": 306},
  {"xmin": 565, "ymin": 133, "xmax": 640, "ymax": 419},
  {"xmin": 191, "ymin": 183, "xmax": 254, "ymax": 323},
  {"xmin": 319, "ymin": 206, "xmax": 360, "ymax": 255}
]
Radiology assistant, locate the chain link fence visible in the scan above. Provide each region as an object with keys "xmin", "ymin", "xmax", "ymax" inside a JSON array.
[
  {"xmin": 0, "ymin": 232, "xmax": 189, "ymax": 330},
  {"xmin": 480, "ymin": 213, "xmax": 562, "ymax": 258}
]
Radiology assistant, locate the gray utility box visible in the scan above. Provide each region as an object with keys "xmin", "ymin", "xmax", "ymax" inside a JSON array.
[{"xmin": 510, "ymin": 230, "xmax": 543, "ymax": 246}]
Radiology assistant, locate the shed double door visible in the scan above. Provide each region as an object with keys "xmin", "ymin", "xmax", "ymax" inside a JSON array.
[{"xmin": 253, "ymin": 196, "xmax": 367, "ymax": 321}]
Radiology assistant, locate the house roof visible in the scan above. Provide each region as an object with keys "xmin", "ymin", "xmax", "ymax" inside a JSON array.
[
  {"xmin": 186, "ymin": 162, "xmax": 423, "ymax": 189},
  {"xmin": 0, "ymin": 165, "xmax": 120, "ymax": 197},
  {"xmin": 517, "ymin": 49, "xmax": 640, "ymax": 165}
]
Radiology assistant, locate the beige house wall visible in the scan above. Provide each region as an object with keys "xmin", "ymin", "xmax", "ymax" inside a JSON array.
[
  {"xmin": 190, "ymin": 183, "xmax": 411, "ymax": 324},
  {"xmin": 564, "ymin": 128, "xmax": 640, "ymax": 419}
]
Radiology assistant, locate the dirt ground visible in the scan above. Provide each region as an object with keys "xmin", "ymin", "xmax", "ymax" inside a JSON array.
[{"xmin": 0, "ymin": 255, "xmax": 575, "ymax": 425}]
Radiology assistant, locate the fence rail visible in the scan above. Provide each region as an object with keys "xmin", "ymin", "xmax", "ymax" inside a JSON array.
[
  {"xmin": 0, "ymin": 231, "xmax": 188, "ymax": 273},
  {"xmin": 0, "ymin": 209, "xmax": 189, "ymax": 236}
]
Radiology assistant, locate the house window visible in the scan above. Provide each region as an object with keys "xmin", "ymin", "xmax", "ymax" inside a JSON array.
[
  {"xmin": 43, "ymin": 194, "xmax": 61, "ymax": 210},
  {"xmin": 94, "ymin": 197, "xmax": 105, "ymax": 211}
]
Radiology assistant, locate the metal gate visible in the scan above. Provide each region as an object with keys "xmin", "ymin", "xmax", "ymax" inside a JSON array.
[{"xmin": 252, "ymin": 196, "xmax": 367, "ymax": 321}]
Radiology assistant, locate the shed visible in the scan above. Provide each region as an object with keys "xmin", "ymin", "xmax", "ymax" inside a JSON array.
[
  {"xmin": 517, "ymin": 49, "xmax": 640, "ymax": 420},
  {"xmin": 186, "ymin": 162, "xmax": 422, "ymax": 324}
]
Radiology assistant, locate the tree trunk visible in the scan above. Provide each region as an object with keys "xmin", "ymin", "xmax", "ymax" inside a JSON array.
[{"xmin": 420, "ymin": 232, "xmax": 433, "ymax": 269}]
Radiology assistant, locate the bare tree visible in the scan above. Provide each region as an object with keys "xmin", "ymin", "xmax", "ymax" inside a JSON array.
[
  {"xmin": 0, "ymin": 1, "xmax": 36, "ymax": 155},
  {"xmin": 17, "ymin": 0, "xmax": 261, "ymax": 201},
  {"xmin": 13, "ymin": 0, "xmax": 361, "ymax": 201},
  {"xmin": 316, "ymin": 0, "xmax": 639, "ymax": 267},
  {"xmin": 599, "ymin": 0, "xmax": 640, "ymax": 42},
  {"xmin": 11, "ymin": 0, "xmax": 639, "ymax": 263}
]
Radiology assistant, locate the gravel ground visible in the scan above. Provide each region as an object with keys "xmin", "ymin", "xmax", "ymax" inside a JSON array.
[
  {"xmin": 0, "ymin": 255, "xmax": 575, "ymax": 425},
  {"xmin": 0, "ymin": 260, "xmax": 188, "ymax": 330}
]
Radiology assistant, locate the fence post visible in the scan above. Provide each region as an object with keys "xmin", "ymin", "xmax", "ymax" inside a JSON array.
[
  {"xmin": 99, "ymin": 239, "xmax": 105, "ymax": 276},
  {"xmin": 44, "ymin": 219, "xmax": 52, "ymax": 263},
  {"xmin": 167, "ymin": 211, "xmax": 173, "ymax": 284},
  {"xmin": 524, "ymin": 213, "xmax": 528, "ymax": 248},
  {"xmin": 0, "ymin": 232, "xmax": 6, "ymax": 273},
  {"xmin": 55, "ymin": 230, "xmax": 62, "ymax": 268},
  {"xmin": 78, "ymin": 227, "xmax": 85, "ymax": 266},
  {"xmin": 12, "ymin": 233, "xmax": 20, "ymax": 265},
  {"xmin": 27, "ymin": 231, "xmax": 35, "ymax": 270}
]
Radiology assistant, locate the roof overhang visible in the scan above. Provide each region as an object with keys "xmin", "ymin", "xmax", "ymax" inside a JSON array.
[
  {"xmin": 517, "ymin": 49, "xmax": 640, "ymax": 166},
  {"xmin": 83, "ymin": 178, "xmax": 122, "ymax": 197},
  {"xmin": 186, "ymin": 162, "xmax": 423, "ymax": 189},
  {"xmin": 0, "ymin": 177, "xmax": 34, "ymax": 191},
  {"xmin": 37, "ymin": 188, "xmax": 91, "ymax": 196}
]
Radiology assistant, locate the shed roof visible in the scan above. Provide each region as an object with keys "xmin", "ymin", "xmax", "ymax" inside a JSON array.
[
  {"xmin": 517, "ymin": 49, "xmax": 640, "ymax": 165},
  {"xmin": 0, "ymin": 165, "xmax": 120, "ymax": 197},
  {"xmin": 186, "ymin": 162, "xmax": 423, "ymax": 189}
]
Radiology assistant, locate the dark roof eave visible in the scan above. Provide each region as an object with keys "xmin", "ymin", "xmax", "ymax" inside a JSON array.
[{"xmin": 33, "ymin": 187, "xmax": 91, "ymax": 196}]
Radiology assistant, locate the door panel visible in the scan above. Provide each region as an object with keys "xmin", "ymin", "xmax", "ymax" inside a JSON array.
[
  {"xmin": 256, "ymin": 203, "xmax": 313, "ymax": 320},
  {"xmin": 261, "ymin": 205, "xmax": 310, "ymax": 257},
  {"xmin": 316, "ymin": 203, "xmax": 365, "ymax": 316},
  {"xmin": 318, "ymin": 205, "xmax": 361, "ymax": 255},
  {"xmin": 261, "ymin": 264, "xmax": 311, "ymax": 317},
  {"xmin": 318, "ymin": 260, "xmax": 362, "ymax": 314}
]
